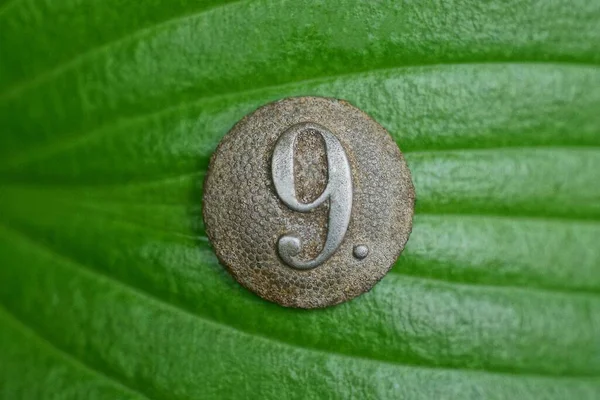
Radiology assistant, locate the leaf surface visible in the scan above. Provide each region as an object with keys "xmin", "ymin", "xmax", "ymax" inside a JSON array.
[{"xmin": 1, "ymin": 1, "xmax": 599, "ymax": 399}]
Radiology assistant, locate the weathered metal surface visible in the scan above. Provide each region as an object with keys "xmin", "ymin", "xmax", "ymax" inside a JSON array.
[{"xmin": 203, "ymin": 96, "xmax": 415, "ymax": 308}]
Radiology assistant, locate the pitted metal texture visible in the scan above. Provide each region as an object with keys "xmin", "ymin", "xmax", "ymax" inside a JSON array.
[{"xmin": 203, "ymin": 96, "xmax": 415, "ymax": 308}]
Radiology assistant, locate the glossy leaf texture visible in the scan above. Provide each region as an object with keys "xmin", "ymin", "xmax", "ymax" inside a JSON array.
[{"xmin": 1, "ymin": 0, "xmax": 600, "ymax": 399}]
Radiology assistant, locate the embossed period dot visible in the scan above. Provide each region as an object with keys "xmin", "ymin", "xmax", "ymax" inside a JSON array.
[
  {"xmin": 353, "ymin": 245, "xmax": 369, "ymax": 260},
  {"xmin": 202, "ymin": 96, "xmax": 415, "ymax": 309}
]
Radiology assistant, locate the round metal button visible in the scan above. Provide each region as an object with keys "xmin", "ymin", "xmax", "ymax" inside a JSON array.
[{"xmin": 203, "ymin": 96, "xmax": 415, "ymax": 308}]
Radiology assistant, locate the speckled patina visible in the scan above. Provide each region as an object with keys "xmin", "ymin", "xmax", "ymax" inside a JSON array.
[{"xmin": 203, "ymin": 96, "xmax": 414, "ymax": 308}]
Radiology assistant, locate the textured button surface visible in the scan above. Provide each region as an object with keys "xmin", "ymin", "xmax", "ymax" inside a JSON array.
[{"xmin": 203, "ymin": 97, "xmax": 415, "ymax": 308}]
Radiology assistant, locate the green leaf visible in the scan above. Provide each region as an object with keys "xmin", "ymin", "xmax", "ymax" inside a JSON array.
[{"xmin": 1, "ymin": 0, "xmax": 599, "ymax": 398}]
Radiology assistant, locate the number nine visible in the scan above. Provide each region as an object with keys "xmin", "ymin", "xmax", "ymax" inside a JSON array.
[{"xmin": 272, "ymin": 122, "xmax": 353, "ymax": 270}]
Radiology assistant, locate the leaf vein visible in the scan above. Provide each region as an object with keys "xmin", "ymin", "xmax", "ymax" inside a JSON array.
[
  {"xmin": 3, "ymin": 60, "xmax": 600, "ymax": 171},
  {"xmin": 0, "ymin": 304, "xmax": 153, "ymax": 400},
  {"xmin": 0, "ymin": 0, "xmax": 247, "ymax": 99},
  {"xmin": 1, "ymin": 221, "xmax": 599, "ymax": 380}
]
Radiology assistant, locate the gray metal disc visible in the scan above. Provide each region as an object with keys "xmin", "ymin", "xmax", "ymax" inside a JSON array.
[{"xmin": 203, "ymin": 96, "xmax": 415, "ymax": 308}]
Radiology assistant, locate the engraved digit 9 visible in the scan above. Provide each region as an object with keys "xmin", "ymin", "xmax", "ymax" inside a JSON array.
[{"xmin": 272, "ymin": 122, "xmax": 353, "ymax": 270}]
